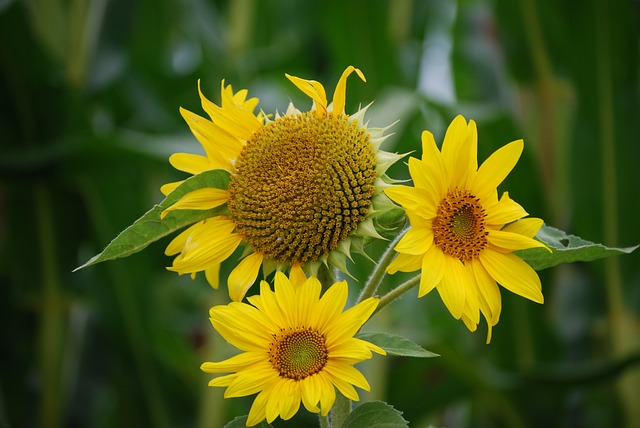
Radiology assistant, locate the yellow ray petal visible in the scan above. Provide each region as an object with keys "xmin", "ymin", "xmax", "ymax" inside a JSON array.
[
  {"xmin": 408, "ymin": 157, "xmax": 444, "ymax": 205},
  {"xmin": 440, "ymin": 115, "xmax": 472, "ymax": 188},
  {"xmin": 317, "ymin": 373, "xmax": 336, "ymax": 416},
  {"xmin": 313, "ymin": 281, "xmax": 348, "ymax": 331},
  {"xmin": 471, "ymin": 258, "xmax": 502, "ymax": 327},
  {"xmin": 483, "ymin": 191, "xmax": 528, "ymax": 226},
  {"xmin": 503, "ymin": 217, "xmax": 543, "ymax": 238},
  {"xmin": 300, "ymin": 376, "xmax": 321, "ymax": 413},
  {"xmin": 436, "ymin": 256, "xmax": 470, "ymax": 319},
  {"xmin": 168, "ymin": 152, "xmax": 214, "ymax": 175},
  {"xmin": 165, "ymin": 222, "xmax": 200, "ymax": 256},
  {"xmin": 161, "ymin": 188, "xmax": 228, "ymax": 219},
  {"xmin": 161, "ymin": 180, "xmax": 183, "ymax": 196},
  {"xmin": 420, "ymin": 130, "xmax": 448, "ymax": 197},
  {"xmin": 418, "ymin": 245, "xmax": 445, "ymax": 298},
  {"xmin": 474, "ymin": 140, "xmax": 524, "ymax": 200},
  {"xmin": 285, "ymin": 73, "xmax": 328, "ymax": 115},
  {"xmin": 289, "ymin": 264, "xmax": 307, "ymax": 288},
  {"xmin": 487, "ymin": 229, "xmax": 550, "ymax": 253},
  {"xmin": 394, "ymin": 226, "xmax": 433, "ymax": 256},
  {"xmin": 479, "ymin": 249, "xmax": 544, "ymax": 303},
  {"xmin": 332, "ymin": 66, "xmax": 365, "ymax": 115},
  {"xmin": 386, "ymin": 252, "xmax": 423, "ymax": 274},
  {"xmin": 204, "ymin": 262, "xmax": 221, "ymax": 289},
  {"xmin": 384, "ymin": 185, "xmax": 436, "ymax": 219},
  {"xmin": 228, "ymin": 252, "xmax": 264, "ymax": 302}
]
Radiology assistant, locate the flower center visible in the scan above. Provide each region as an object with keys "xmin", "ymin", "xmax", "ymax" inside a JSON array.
[
  {"xmin": 432, "ymin": 189, "xmax": 488, "ymax": 261},
  {"xmin": 269, "ymin": 327, "xmax": 328, "ymax": 381},
  {"xmin": 228, "ymin": 112, "xmax": 377, "ymax": 264}
]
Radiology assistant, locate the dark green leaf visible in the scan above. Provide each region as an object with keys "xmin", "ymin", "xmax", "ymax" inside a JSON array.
[
  {"xmin": 518, "ymin": 224, "xmax": 638, "ymax": 271},
  {"xmin": 340, "ymin": 401, "xmax": 409, "ymax": 428},
  {"xmin": 74, "ymin": 169, "xmax": 230, "ymax": 270},
  {"xmin": 356, "ymin": 332, "xmax": 439, "ymax": 358},
  {"xmin": 224, "ymin": 416, "xmax": 273, "ymax": 428}
]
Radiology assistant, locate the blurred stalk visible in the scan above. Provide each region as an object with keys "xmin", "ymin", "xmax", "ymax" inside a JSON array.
[
  {"xmin": 36, "ymin": 183, "xmax": 65, "ymax": 428},
  {"xmin": 197, "ymin": 292, "xmax": 227, "ymax": 428},
  {"xmin": 595, "ymin": 0, "xmax": 640, "ymax": 425},
  {"xmin": 80, "ymin": 181, "xmax": 171, "ymax": 428}
]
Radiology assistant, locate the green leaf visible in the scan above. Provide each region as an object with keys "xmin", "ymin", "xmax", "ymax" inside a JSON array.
[
  {"xmin": 518, "ymin": 224, "xmax": 638, "ymax": 271},
  {"xmin": 340, "ymin": 401, "xmax": 409, "ymax": 428},
  {"xmin": 74, "ymin": 169, "xmax": 230, "ymax": 271},
  {"xmin": 356, "ymin": 332, "xmax": 439, "ymax": 358},
  {"xmin": 224, "ymin": 416, "xmax": 273, "ymax": 428}
]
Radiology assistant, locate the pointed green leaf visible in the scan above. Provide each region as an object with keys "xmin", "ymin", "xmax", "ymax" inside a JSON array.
[
  {"xmin": 75, "ymin": 169, "xmax": 230, "ymax": 271},
  {"xmin": 356, "ymin": 332, "xmax": 439, "ymax": 358},
  {"xmin": 517, "ymin": 224, "xmax": 638, "ymax": 271},
  {"xmin": 224, "ymin": 416, "xmax": 273, "ymax": 428},
  {"xmin": 340, "ymin": 401, "xmax": 409, "ymax": 428}
]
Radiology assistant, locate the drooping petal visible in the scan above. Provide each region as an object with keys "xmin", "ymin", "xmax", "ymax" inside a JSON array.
[
  {"xmin": 332, "ymin": 66, "xmax": 366, "ymax": 115},
  {"xmin": 228, "ymin": 252, "xmax": 264, "ymax": 302},
  {"xmin": 204, "ymin": 262, "xmax": 221, "ymax": 289},
  {"xmin": 483, "ymin": 192, "xmax": 528, "ymax": 226},
  {"xmin": 479, "ymin": 249, "xmax": 544, "ymax": 304},
  {"xmin": 285, "ymin": 74, "xmax": 328, "ymax": 115}
]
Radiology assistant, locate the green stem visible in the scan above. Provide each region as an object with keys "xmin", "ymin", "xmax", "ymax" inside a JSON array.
[
  {"xmin": 36, "ymin": 183, "xmax": 64, "ymax": 428},
  {"xmin": 329, "ymin": 392, "xmax": 351, "ymax": 428},
  {"xmin": 319, "ymin": 413, "xmax": 330, "ymax": 428},
  {"xmin": 357, "ymin": 225, "xmax": 409, "ymax": 303},
  {"xmin": 373, "ymin": 274, "xmax": 421, "ymax": 316}
]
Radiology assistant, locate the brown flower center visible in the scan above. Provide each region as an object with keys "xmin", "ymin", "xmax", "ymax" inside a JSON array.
[
  {"xmin": 432, "ymin": 189, "xmax": 488, "ymax": 261},
  {"xmin": 228, "ymin": 112, "xmax": 377, "ymax": 264},
  {"xmin": 269, "ymin": 327, "xmax": 328, "ymax": 381}
]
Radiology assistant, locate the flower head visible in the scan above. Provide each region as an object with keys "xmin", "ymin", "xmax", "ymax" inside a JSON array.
[
  {"xmin": 385, "ymin": 115, "xmax": 549, "ymax": 342},
  {"xmin": 201, "ymin": 272, "xmax": 385, "ymax": 426},
  {"xmin": 162, "ymin": 67, "xmax": 399, "ymax": 301}
]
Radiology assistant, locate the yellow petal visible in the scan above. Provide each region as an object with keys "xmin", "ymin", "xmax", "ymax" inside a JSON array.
[
  {"xmin": 479, "ymin": 249, "xmax": 544, "ymax": 303},
  {"xmin": 332, "ymin": 66, "xmax": 366, "ymax": 115},
  {"xmin": 418, "ymin": 245, "xmax": 445, "ymax": 298},
  {"xmin": 394, "ymin": 226, "xmax": 433, "ymax": 256},
  {"xmin": 247, "ymin": 389, "xmax": 270, "ymax": 426},
  {"xmin": 436, "ymin": 256, "xmax": 470, "ymax": 319},
  {"xmin": 420, "ymin": 130, "xmax": 448, "ymax": 197},
  {"xmin": 386, "ymin": 252, "xmax": 423, "ymax": 274},
  {"xmin": 168, "ymin": 218, "xmax": 242, "ymax": 274},
  {"xmin": 503, "ymin": 217, "xmax": 544, "ymax": 238},
  {"xmin": 317, "ymin": 373, "xmax": 336, "ymax": 416},
  {"xmin": 297, "ymin": 276, "xmax": 322, "ymax": 328},
  {"xmin": 384, "ymin": 186, "xmax": 436, "ymax": 219},
  {"xmin": 289, "ymin": 264, "xmax": 307, "ymax": 288},
  {"xmin": 474, "ymin": 140, "xmax": 524, "ymax": 200},
  {"xmin": 285, "ymin": 73, "xmax": 328, "ymax": 115},
  {"xmin": 408, "ymin": 157, "xmax": 444, "ymax": 205},
  {"xmin": 161, "ymin": 188, "xmax": 229, "ymax": 219},
  {"xmin": 440, "ymin": 115, "xmax": 472, "ymax": 188},
  {"xmin": 168, "ymin": 152, "xmax": 213, "ymax": 175},
  {"xmin": 471, "ymin": 258, "xmax": 501, "ymax": 327},
  {"xmin": 300, "ymin": 376, "xmax": 321, "ymax": 414},
  {"xmin": 165, "ymin": 222, "xmax": 200, "ymax": 256},
  {"xmin": 487, "ymin": 229, "xmax": 550, "ymax": 253},
  {"xmin": 160, "ymin": 180, "xmax": 182, "ymax": 196},
  {"xmin": 313, "ymin": 281, "xmax": 348, "ymax": 331},
  {"xmin": 204, "ymin": 262, "xmax": 221, "ymax": 289},
  {"xmin": 228, "ymin": 252, "xmax": 264, "ymax": 302},
  {"xmin": 483, "ymin": 192, "xmax": 528, "ymax": 226}
]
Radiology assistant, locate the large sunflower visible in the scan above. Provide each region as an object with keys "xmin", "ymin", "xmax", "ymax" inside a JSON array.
[
  {"xmin": 201, "ymin": 271, "xmax": 385, "ymax": 426},
  {"xmin": 161, "ymin": 66, "xmax": 399, "ymax": 301},
  {"xmin": 385, "ymin": 115, "xmax": 549, "ymax": 342}
]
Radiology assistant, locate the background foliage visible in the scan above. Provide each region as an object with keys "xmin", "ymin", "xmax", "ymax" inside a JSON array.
[{"xmin": 1, "ymin": 0, "xmax": 639, "ymax": 427}]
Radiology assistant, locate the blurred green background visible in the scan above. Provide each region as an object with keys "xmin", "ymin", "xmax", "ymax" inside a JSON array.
[{"xmin": 1, "ymin": 0, "xmax": 639, "ymax": 427}]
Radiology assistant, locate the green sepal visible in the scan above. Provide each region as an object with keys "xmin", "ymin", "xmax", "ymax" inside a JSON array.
[
  {"xmin": 223, "ymin": 416, "xmax": 273, "ymax": 428},
  {"xmin": 74, "ymin": 169, "xmax": 230, "ymax": 271},
  {"xmin": 518, "ymin": 224, "xmax": 638, "ymax": 271},
  {"xmin": 340, "ymin": 401, "xmax": 409, "ymax": 428},
  {"xmin": 356, "ymin": 332, "xmax": 439, "ymax": 358}
]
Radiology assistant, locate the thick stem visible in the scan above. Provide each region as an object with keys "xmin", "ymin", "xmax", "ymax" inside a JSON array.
[
  {"xmin": 373, "ymin": 274, "xmax": 421, "ymax": 316},
  {"xmin": 329, "ymin": 392, "xmax": 351, "ymax": 428},
  {"xmin": 357, "ymin": 224, "xmax": 409, "ymax": 303}
]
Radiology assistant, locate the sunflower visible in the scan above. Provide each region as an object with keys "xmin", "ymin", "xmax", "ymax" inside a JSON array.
[
  {"xmin": 385, "ymin": 115, "xmax": 549, "ymax": 342},
  {"xmin": 201, "ymin": 271, "xmax": 385, "ymax": 426},
  {"xmin": 161, "ymin": 66, "xmax": 400, "ymax": 301}
]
